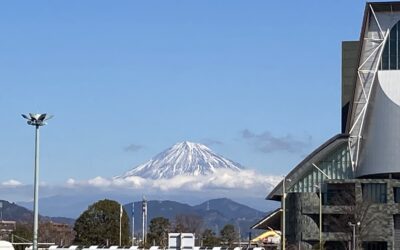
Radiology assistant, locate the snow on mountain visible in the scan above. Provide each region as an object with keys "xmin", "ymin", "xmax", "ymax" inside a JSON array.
[{"xmin": 115, "ymin": 141, "xmax": 244, "ymax": 179}]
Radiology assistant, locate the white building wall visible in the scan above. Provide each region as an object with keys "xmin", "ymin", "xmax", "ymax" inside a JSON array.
[
  {"xmin": 358, "ymin": 71, "xmax": 400, "ymax": 176},
  {"xmin": 349, "ymin": 9, "xmax": 400, "ymax": 176}
]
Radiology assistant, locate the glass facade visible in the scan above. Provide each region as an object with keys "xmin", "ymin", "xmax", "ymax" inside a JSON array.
[
  {"xmin": 362, "ymin": 183, "xmax": 387, "ymax": 203},
  {"xmin": 288, "ymin": 143, "xmax": 352, "ymax": 193},
  {"xmin": 381, "ymin": 21, "xmax": 400, "ymax": 70}
]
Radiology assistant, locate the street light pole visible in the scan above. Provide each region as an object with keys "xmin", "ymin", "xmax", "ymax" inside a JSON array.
[
  {"xmin": 312, "ymin": 163, "xmax": 331, "ymax": 250},
  {"xmin": 22, "ymin": 113, "xmax": 52, "ymax": 250},
  {"xmin": 314, "ymin": 185, "xmax": 322, "ymax": 250},
  {"xmin": 33, "ymin": 124, "xmax": 40, "ymax": 250},
  {"xmin": 0, "ymin": 201, "xmax": 3, "ymax": 221},
  {"xmin": 319, "ymin": 186, "xmax": 322, "ymax": 250},
  {"xmin": 282, "ymin": 176, "xmax": 287, "ymax": 250},
  {"xmin": 348, "ymin": 222, "xmax": 360, "ymax": 250}
]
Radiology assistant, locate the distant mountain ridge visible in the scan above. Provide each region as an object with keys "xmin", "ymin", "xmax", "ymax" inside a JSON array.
[
  {"xmin": 15, "ymin": 196, "xmax": 270, "ymax": 236},
  {"xmin": 15, "ymin": 197, "xmax": 265, "ymax": 236},
  {"xmin": 124, "ymin": 198, "xmax": 265, "ymax": 236},
  {"xmin": 115, "ymin": 141, "xmax": 244, "ymax": 180},
  {"xmin": 0, "ymin": 200, "xmax": 75, "ymax": 225}
]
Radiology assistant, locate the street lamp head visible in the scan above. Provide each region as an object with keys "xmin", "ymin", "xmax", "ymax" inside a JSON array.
[
  {"xmin": 22, "ymin": 113, "xmax": 53, "ymax": 127},
  {"xmin": 348, "ymin": 221, "xmax": 361, "ymax": 227}
]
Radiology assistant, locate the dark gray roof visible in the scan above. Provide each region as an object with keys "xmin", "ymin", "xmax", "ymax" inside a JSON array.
[
  {"xmin": 251, "ymin": 208, "xmax": 282, "ymax": 230},
  {"xmin": 369, "ymin": 2, "xmax": 400, "ymax": 12}
]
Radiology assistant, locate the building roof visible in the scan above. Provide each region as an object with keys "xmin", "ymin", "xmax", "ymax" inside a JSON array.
[
  {"xmin": 266, "ymin": 134, "xmax": 349, "ymax": 201},
  {"xmin": 251, "ymin": 208, "xmax": 282, "ymax": 230},
  {"xmin": 369, "ymin": 2, "xmax": 400, "ymax": 12}
]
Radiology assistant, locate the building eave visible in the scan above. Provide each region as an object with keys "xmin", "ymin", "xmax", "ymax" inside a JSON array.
[
  {"xmin": 251, "ymin": 208, "xmax": 282, "ymax": 230},
  {"xmin": 266, "ymin": 133, "xmax": 349, "ymax": 201}
]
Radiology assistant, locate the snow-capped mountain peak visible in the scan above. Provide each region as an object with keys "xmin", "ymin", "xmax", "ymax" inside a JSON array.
[{"xmin": 115, "ymin": 141, "xmax": 243, "ymax": 180}]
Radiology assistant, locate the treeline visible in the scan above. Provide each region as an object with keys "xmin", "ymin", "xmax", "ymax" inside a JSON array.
[
  {"xmin": 11, "ymin": 222, "xmax": 75, "ymax": 250},
  {"xmin": 11, "ymin": 199, "xmax": 239, "ymax": 247},
  {"xmin": 146, "ymin": 216, "xmax": 238, "ymax": 248}
]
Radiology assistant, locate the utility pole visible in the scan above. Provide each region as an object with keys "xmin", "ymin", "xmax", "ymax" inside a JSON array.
[
  {"xmin": 238, "ymin": 224, "xmax": 241, "ymax": 247},
  {"xmin": 0, "ymin": 201, "xmax": 3, "ymax": 221},
  {"xmin": 142, "ymin": 197, "xmax": 147, "ymax": 245},
  {"xmin": 119, "ymin": 204, "xmax": 123, "ymax": 246},
  {"xmin": 132, "ymin": 202, "xmax": 135, "ymax": 246}
]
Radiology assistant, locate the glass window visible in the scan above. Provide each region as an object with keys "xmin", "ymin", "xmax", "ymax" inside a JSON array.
[
  {"xmin": 362, "ymin": 183, "xmax": 387, "ymax": 203},
  {"xmin": 381, "ymin": 22, "xmax": 400, "ymax": 70},
  {"xmin": 362, "ymin": 241, "xmax": 387, "ymax": 250},
  {"xmin": 326, "ymin": 183, "xmax": 355, "ymax": 205},
  {"xmin": 390, "ymin": 25, "xmax": 398, "ymax": 70},
  {"xmin": 382, "ymin": 34, "xmax": 390, "ymax": 69},
  {"xmin": 397, "ymin": 22, "xmax": 400, "ymax": 69},
  {"xmin": 394, "ymin": 187, "xmax": 400, "ymax": 203}
]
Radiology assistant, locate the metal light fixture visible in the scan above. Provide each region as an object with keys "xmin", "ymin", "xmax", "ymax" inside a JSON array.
[
  {"xmin": 22, "ymin": 113, "xmax": 53, "ymax": 250},
  {"xmin": 22, "ymin": 113, "xmax": 53, "ymax": 127},
  {"xmin": 348, "ymin": 221, "xmax": 361, "ymax": 250}
]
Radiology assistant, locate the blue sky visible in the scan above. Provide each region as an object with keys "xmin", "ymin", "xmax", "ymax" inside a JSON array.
[{"xmin": 0, "ymin": 1, "xmax": 371, "ymax": 185}]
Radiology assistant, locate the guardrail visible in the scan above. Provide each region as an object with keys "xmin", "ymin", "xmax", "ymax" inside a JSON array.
[{"xmin": 30, "ymin": 246, "xmax": 266, "ymax": 250}]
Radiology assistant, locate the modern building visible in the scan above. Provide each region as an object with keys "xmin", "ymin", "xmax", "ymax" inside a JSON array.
[{"xmin": 253, "ymin": 2, "xmax": 400, "ymax": 250}]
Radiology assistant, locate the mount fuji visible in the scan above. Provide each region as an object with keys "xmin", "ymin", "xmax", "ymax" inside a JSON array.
[{"xmin": 115, "ymin": 141, "xmax": 244, "ymax": 179}]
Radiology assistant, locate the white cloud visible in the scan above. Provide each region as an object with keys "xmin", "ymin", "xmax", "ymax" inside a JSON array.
[
  {"xmin": 0, "ymin": 171, "xmax": 282, "ymax": 218},
  {"xmin": 1, "ymin": 179, "xmax": 23, "ymax": 187},
  {"xmin": 66, "ymin": 178, "xmax": 76, "ymax": 186},
  {"xmin": 87, "ymin": 176, "xmax": 112, "ymax": 187},
  {"xmin": 115, "ymin": 175, "xmax": 148, "ymax": 188},
  {"xmin": 0, "ymin": 171, "xmax": 281, "ymax": 209},
  {"xmin": 64, "ymin": 169, "xmax": 281, "ymax": 193}
]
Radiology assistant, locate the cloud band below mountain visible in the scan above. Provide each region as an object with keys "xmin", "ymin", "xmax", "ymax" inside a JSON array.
[
  {"xmin": 67, "ymin": 169, "xmax": 281, "ymax": 192},
  {"xmin": 2, "ymin": 170, "xmax": 281, "ymax": 207}
]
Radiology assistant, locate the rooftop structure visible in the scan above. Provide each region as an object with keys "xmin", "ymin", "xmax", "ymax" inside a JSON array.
[{"xmin": 255, "ymin": 2, "xmax": 400, "ymax": 250}]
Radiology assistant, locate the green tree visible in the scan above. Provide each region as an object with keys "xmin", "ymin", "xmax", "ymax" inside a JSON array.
[
  {"xmin": 202, "ymin": 229, "xmax": 220, "ymax": 247},
  {"xmin": 74, "ymin": 199, "xmax": 130, "ymax": 246},
  {"xmin": 147, "ymin": 217, "xmax": 170, "ymax": 248},
  {"xmin": 220, "ymin": 224, "xmax": 236, "ymax": 247}
]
